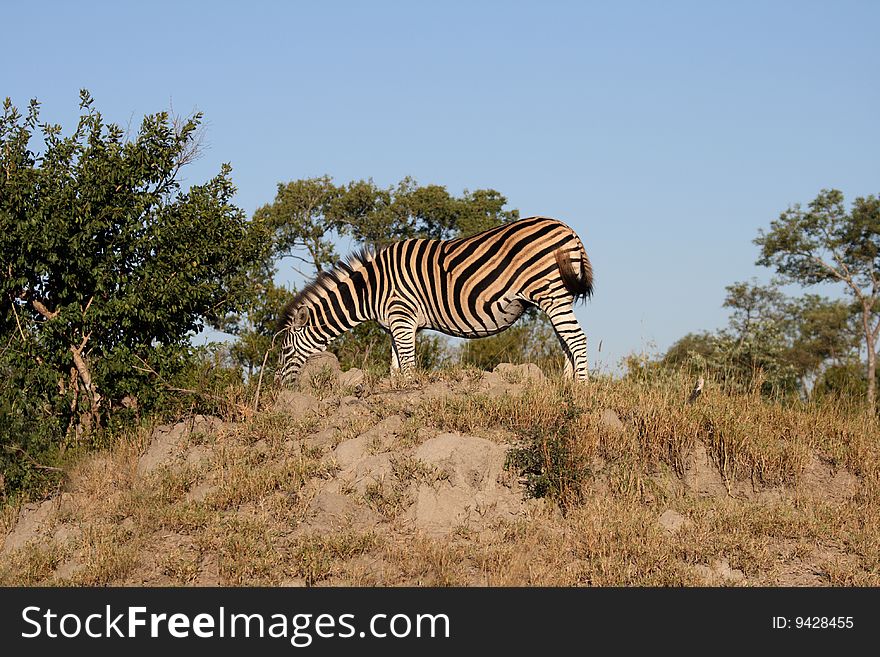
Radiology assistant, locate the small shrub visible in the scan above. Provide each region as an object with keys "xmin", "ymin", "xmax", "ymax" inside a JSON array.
[{"xmin": 506, "ymin": 392, "xmax": 592, "ymax": 510}]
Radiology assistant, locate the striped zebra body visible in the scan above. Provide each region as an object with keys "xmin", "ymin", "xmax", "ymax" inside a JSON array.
[{"xmin": 276, "ymin": 216, "xmax": 593, "ymax": 385}]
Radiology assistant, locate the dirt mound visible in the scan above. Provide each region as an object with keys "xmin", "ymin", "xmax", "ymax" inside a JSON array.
[
  {"xmin": 799, "ymin": 454, "xmax": 859, "ymax": 502},
  {"xmin": 302, "ymin": 421, "xmax": 525, "ymax": 536},
  {"xmin": 0, "ymin": 362, "xmax": 872, "ymax": 587},
  {"xmin": 1, "ymin": 500, "xmax": 55, "ymax": 556},
  {"xmin": 137, "ymin": 415, "xmax": 223, "ymax": 476},
  {"xmin": 408, "ymin": 433, "xmax": 523, "ymax": 534},
  {"xmin": 294, "ymin": 352, "xmax": 366, "ymax": 395},
  {"xmin": 682, "ymin": 442, "xmax": 728, "ymax": 497}
]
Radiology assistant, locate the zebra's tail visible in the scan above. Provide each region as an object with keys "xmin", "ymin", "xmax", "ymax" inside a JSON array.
[{"xmin": 555, "ymin": 242, "xmax": 593, "ymax": 302}]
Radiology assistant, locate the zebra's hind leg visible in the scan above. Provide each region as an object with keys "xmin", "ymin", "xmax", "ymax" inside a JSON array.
[{"xmin": 537, "ymin": 298, "xmax": 589, "ymax": 381}]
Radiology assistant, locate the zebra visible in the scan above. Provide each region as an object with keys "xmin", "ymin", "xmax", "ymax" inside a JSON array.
[{"xmin": 275, "ymin": 216, "xmax": 593, "ymax": 386}]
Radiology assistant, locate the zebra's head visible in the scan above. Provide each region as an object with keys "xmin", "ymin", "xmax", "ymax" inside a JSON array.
[{"xmin": 275, "ymin": 302, "xmax": 327, "ymax": 387}]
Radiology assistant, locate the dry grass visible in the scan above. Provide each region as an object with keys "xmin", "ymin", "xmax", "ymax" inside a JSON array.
[
  {"xmin": 418, "ymin": 373, "xmax": 877, "ymax": 489},
  {"xmin": 1, "ymin": 367, "xmax": 879, "ymax": 586}
]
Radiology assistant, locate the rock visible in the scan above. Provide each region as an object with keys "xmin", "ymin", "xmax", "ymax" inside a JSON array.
[
  {"xmin": 310, "ymin": 489, "xmax": 358, "ymax": 518},
  {"xmin": 52, "ymin": 524, "xmax": 82, "ymax": 547},
  {"xmin": 478, "ymin": 371, "xmax": 505, "ymax": 390},
  {"xmin": 339, "ymin": 368, "xmax": 366, "ymax": 390},
  {"xmin": 304, "ymin": 427, "xmax": 338, "ymax": 450},
  {"xmin": 600, "ymin": 408, "xmax": 624, "ymax": 432},
  {"xmin": 190, "ymin": 415, "xmax": 224, "ymax": 437},
  {"xmin": 360, "ymin": 415, "xmax": 404, "ymax": 445},
  {"xmin": 477, "ymin": 371, "xmax": 524, "ymax": 397},
  {"xmin": 334, "ymin": 415, "xmax": 404, "ymax": 468},
  {"xmin": 475, "ymin": 365, "xmax": 541, "ymax": 397},
  {"xmin": 297, "ymin": 352, "xmax": 342, "ymax": 392},
  {"xmin": 186, "ymin": 483, "xmax": 221, "ymax": 503},
  {"xmin": 273, "ymin": 390, "xmax": 319, "ymax": 418},
  {"xmin": 755, "ymin": 487, "xmax": 787, "ymax": 504},
  {"xmin": 799, "ymin": 453, "xmax": 858, "ymax": 503},
  {"xmin": 279, "ymin": 577, "xmax": 308, "ymax": 587},
  {"xmin": 57, "ymin": 492, "xmax": 76, "ymax": 516},
  {"xmin": 408, "ymin": 433, "xmax": 523, "ymax": 534},
  {"xmin": 646, "ymin": 469, "xmax": 683, "ymax": 499},
  {"xmin": 682, "ymin": 442, "xmax": 728, "ymax": 497},
  {"xmin": 334, "ymin": 437, "xmax": 370, "ymax": 469},
  {"xmin": 54, "ymin": 559, "xmax": 85, "ymax": 581},
  {"xmin": 368, "ymin": 387, "xmax": 422, "ymax": 410},
  {"xmin": 413, "ymin": 433, "xmax": 503, "ymax": 489},
  {"xmin": 422, "ymin": 381, "xmax": 453, "ymax": 399},
  {"xmin": 185, "ymin": 444, "xmax": 215, "ymax": 468},
  {"xmin": 694, "ymin": 558, "xmax": 746, "ymax": 584},
  {"xmin": 193, "ymin": 553, "xmax": 221, "ymax": 586},
  {"xmin": 657, "ymin": 509, "xmax": 692, "ymax": 534},
  {"xmin": 303, "ymin": 487, "xmax": 381, "ymax": 531},
  {"xmin": 411, "ymin": 485, "xmax": 477, "ymax": 531},
  {"xmin": 494, "ymin": 362, "xmax": 546, "ymax": 383},
  {"xmin": 137, "ymin": 415, "xmax": 222, "ymax": 476},
  {"xmin": 2, "ymin": 500, "xmax": 55, "ymax": 555},
  {"xmin": 331, "ymin": 397, "xmax": 372, "ymax": 425},
  {"xmin": 338, "ymin": 454, "xmax": 394, "ymax": 495},
  {"xmin": 137, "ymin": 429, "xmax": 182, "ymax": 476},
  {"xmin": 489, "ymin": 383, "xmax": 525, "ymax": 398}
]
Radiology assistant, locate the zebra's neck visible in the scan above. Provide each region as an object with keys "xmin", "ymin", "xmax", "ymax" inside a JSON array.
[{"xmin": 306, "ymin": 255, "xmax": 379, "ymax": 340}]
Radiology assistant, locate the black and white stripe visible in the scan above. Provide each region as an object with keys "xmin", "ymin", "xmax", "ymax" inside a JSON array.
[{"xmin": 276, "ymin": 216, "xmax": 593, "ymax": 385}]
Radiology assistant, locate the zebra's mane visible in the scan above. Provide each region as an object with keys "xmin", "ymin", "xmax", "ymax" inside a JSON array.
[{"xmin": 279, "ymin": 246, "xmax": 377, "ymax": 330}]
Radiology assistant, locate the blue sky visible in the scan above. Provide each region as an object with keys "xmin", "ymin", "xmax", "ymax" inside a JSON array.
[{"xmin": 5, "ymin": 1, "xmax": 879, "ymax": 371}]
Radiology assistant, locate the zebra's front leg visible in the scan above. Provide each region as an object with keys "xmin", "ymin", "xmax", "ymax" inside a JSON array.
[
  {"xmin": 538, "ymin": 299, "xmax": 589, "ymax": 381},
  {"xmin": 388, "ymin": 319, "xmax": 418, "ymax": 376}
]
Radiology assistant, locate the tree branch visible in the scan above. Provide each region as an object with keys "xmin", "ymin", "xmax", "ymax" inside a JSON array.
[
  {"xmin": 4, "ymin": 444, "xmax": 64, "ymax": 473},
  {"xmin": 31, "ymin": 299, "xmax": 59, "ymax": 320},
  {"xmin": 0, "ymin": 332, "xmax": 17, "ymax": 360},
  {"xmin": 70, "ymin": 333, "xmax": 102, "ymax": 412},
  {"xmin": 9, "ymin": 299, "xmax": 27, "ymax": 342},
  {"xmin": 807, "ymin": 252, "xmax": 865, "ymax": 302}
]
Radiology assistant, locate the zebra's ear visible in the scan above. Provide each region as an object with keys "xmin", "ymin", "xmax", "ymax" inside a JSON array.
[{"xmin": 293, "ymin": 306, "xmax": 309, "ymax": 328}]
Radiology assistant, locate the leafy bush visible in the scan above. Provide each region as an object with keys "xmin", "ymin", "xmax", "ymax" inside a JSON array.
[
  {"xmin": 505, "ymin": 390, "xmax": 591, "ymax": 510},
  {"xmin": 0, "ymin": 92, "xmax": 268, "ymax": 499}
]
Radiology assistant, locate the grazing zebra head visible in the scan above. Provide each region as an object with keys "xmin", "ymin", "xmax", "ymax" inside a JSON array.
[
  {"xmin": 276, "ymin": 216, "xmax": 593, "ymax": 387},
  {"xmin": 274, "ymin": 251, "xmax": 372, "ymax": 387},
  {"xmin": 274, "ymin": 297, "xmax": 321, "ymax": 387}
]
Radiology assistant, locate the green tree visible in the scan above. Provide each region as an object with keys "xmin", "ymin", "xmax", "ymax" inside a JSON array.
[
  {"xmin": 755, "ymin": 189, "xmax": 880, "ymax": 414},
  {"xmin": 253, "ymin": 176, "xmax": 340, "ymax": 275},
  {"xmin": 326, "ymin": 177, "xmax": 519, "ymax": 248},
  {"xmin": 814, "ymin": 361, "xmax": 878, "ymax": 402},
  {"xmin": 256, "ymin": 175, "xmax": 520, "ymax": 264},
  {"xmin": 324, "ymin": 179, "xmax": 391, "ymax": 248},
  {"xmin": 225, "ymin": 278, "xmax": 290, "ymax": 378},
  {"xmin": 662, "ymin": 331, "xmax": 717, "ymax": 367},
  {"xmin": 663, "ymin": 280, "xmax": 858, "ymax": 398},
  {"xmin": 787, "ymin": 293, "xmax": 858, "ymax": 384},
  {"xmin": 0, "ymin": 91, "xmax": 267, "ymax": 493}
]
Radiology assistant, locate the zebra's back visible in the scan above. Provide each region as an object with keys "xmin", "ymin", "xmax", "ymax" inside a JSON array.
[{"xmin": 377, "ymin": 216, "xmax": 589, "ymax": 338}]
